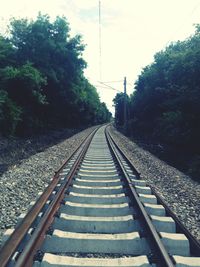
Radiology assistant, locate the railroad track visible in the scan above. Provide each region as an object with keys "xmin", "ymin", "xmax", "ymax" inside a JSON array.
[{"xmin": 0, "ymin": 125, "xmax": 200, "ymax": 266}]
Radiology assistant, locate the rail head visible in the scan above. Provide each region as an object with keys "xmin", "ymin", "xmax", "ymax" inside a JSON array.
[
  {"xmin": 105, "ymin": 127, "xmax": 175, "ymax": 267},
  {"xmin": 0, "ymin": 126, "xmax": 99, "ymax": 267},
  {"xmin": 106, "ymin": 126, "xmax": 200, "ymax": 257}
]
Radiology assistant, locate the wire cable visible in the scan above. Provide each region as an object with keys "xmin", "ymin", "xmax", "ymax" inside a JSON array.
[
  {"xmin": 166, "ymin": 0, "xmax": 200, "ymax": 46},
  {"xmin": 98, "ymin": 81, "xmax": 122, "ymax": 92},
  {"xmin": 99, "ymin": 0, "xmax": 102, "ymax": 81}
]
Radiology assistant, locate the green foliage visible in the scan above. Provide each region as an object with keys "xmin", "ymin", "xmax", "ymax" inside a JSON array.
[
  {"xmin": 155, "ymin": 111, "xmax": 185, "ymax": 144},
  {"xmin": 0, "ymin": 90, "xmax": 22, "ymax": 135},
  {"xmin": 111, "ymin": 24, "xmax": 200, "ymax": 179},
  {"xmin": 0, "ymin": 63, "xmax": 47, "ymax": 104},
  {"xmin": 0, "ymin": 14, "xmax": 111, "ymax": 135},
  {"xmin": 73, "ymin": 79, "xmax": 111, "ymax": 126},
  {"xmin": 0, "ymin": 36, "xmax": 15, "ymax": 68},
  {"xmin": 125, "ymin": 25, "xmax": 200, "ymax": 153},
  {"xmin": 113, "ymin": 93, "xmax": 129, "ymax": 128},
  {"xmin": 0, "ymin": 63, "xmax": 47, "ymax": 133}
]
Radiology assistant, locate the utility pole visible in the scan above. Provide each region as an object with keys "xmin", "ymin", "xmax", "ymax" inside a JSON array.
[
  {"xmin": 99, "ymin": 0, "xmax": 102, "ymax": 81},
  {"xmin": 124, "ymin": 76, "xmax": 127, "ymax": 132}
]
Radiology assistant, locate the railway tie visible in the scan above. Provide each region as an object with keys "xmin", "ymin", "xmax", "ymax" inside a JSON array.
[{"xmin": 0, "ymin": 125, "xmax": 200, "ymax": 267}]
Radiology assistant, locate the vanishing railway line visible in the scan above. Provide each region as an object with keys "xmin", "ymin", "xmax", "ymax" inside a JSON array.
[{"xmin": 0, "ymin": 125, "xmax": 200, "ymax": 266}]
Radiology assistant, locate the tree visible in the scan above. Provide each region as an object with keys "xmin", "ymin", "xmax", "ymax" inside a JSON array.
[
  {"xmin": 113, "ymin": 93, "xmax": 130, "ymax": 128},
  {"xmin": 0, "ymin": 14, "xmax": 111, "ymax": 135},
  {"xmin": 0, "ymin": 36, "xmax": 15, "ymax": 68},
  {"xmin": 0, "ymin": 90, "xmax": 22, "ymax": 135},
  {"xmin": 9, "ymin": 14, "xmax": 88, "ymax": 128},
  {"xmin": 0, "ymin": 63, "xmax": 47, "ymax": 134},
  {"xmin": 127, "ymin": 24, "xmax": 200, "ymax": 151}
]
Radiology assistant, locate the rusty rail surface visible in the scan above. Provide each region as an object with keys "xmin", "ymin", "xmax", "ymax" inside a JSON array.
[
  {"xmin": 105, "ymin": 127, "xmax": 175, "ymax": 267},
  {"xmin": 0, "ymin": 127, "xmax": 98, "ymax": 267},
  {"xmin": 106, "ymin": 126, "xmax": 200, "ymax": 259},
  {"xmin": 2, "ymin": 124, "xmax": 199, "ymax": 266}
]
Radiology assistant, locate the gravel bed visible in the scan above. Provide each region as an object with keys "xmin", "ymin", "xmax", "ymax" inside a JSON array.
[
  {"xmin": 0, "ymin": 128, "xmax": 80, "ymax": 176},
  {"xmin": 0, "ymin": 126, "xmax": 96, "ymax": 246},
  {"xmin": 109, "ymin": 125, "xmax": 200, "ymax": 241}
]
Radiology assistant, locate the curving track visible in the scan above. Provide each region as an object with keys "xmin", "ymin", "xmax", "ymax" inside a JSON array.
[{"xmin": 0, "ymin": 125, "xmax": 200, "ymax": 266}]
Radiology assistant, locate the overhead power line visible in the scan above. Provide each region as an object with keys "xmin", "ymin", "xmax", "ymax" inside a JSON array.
[
  {"xmin": 99, "ymin": 0, "xmax": 102, "ymax": 81},
  {"xmin": 127, "ymin": 82, "xmax": 133, "ymax": 87},
  {"xmin": 98, "ymin": 81, "xmax": 122, "ymax": 92},
  {"xmin": 166, "ymin": 0, "xmax": 200, "ymax": 46},
  {"xmin": 99, "ymin": 80, "xmax": 123, "ymax": 83}
]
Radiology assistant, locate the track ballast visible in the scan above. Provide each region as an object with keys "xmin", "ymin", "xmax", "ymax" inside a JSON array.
[{"xmin": 0, "ymin": 125, "xmax": 200, "ymax": 267}]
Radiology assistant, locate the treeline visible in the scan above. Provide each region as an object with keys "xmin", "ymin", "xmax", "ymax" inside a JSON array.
[
  {"xmin": 114, "ymin": 25, "xmax": 200, "ymax": 178},
  {"xmin": 0, "ymin": 14, "xmax": 111, "ymax": 136}
]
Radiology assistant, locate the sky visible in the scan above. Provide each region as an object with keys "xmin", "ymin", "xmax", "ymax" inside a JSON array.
[{"xmin": 1, "ymin": 0, "xmax": 200, "ymax": 113}]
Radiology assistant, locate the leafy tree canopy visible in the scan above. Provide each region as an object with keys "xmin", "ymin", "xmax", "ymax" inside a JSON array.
[
  {"xmin": 113, "ymin": 24, "xmax": 200, "ymax": 178},
  {"xmin": 0, "ymin": 14, "xmax": 111, "ymax": 135}
]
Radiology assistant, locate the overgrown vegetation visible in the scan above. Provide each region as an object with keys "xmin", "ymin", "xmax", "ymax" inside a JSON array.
[
  {"xmin": 0, "ymin": 14, "xmax": 111, "ymax": 136},
  {"xmin": 114, "ymin": 25, "xmax": 200, "ymax": 180}
]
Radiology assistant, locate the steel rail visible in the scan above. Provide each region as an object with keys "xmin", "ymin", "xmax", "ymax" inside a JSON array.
[
  {"xmin": 0, "ymin": 127, "xmax": 98, "ymax": 267},
  {"xmin": 105, "ymin": 127, "xmax": 175, "ymax": 267},
  {"xmin": 107, "ymin": 126, "xmax": 200, "ymax": 257},
  {"xmin": 150, "ymin": 186, "xmax": 200, "ymax": 256}
]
